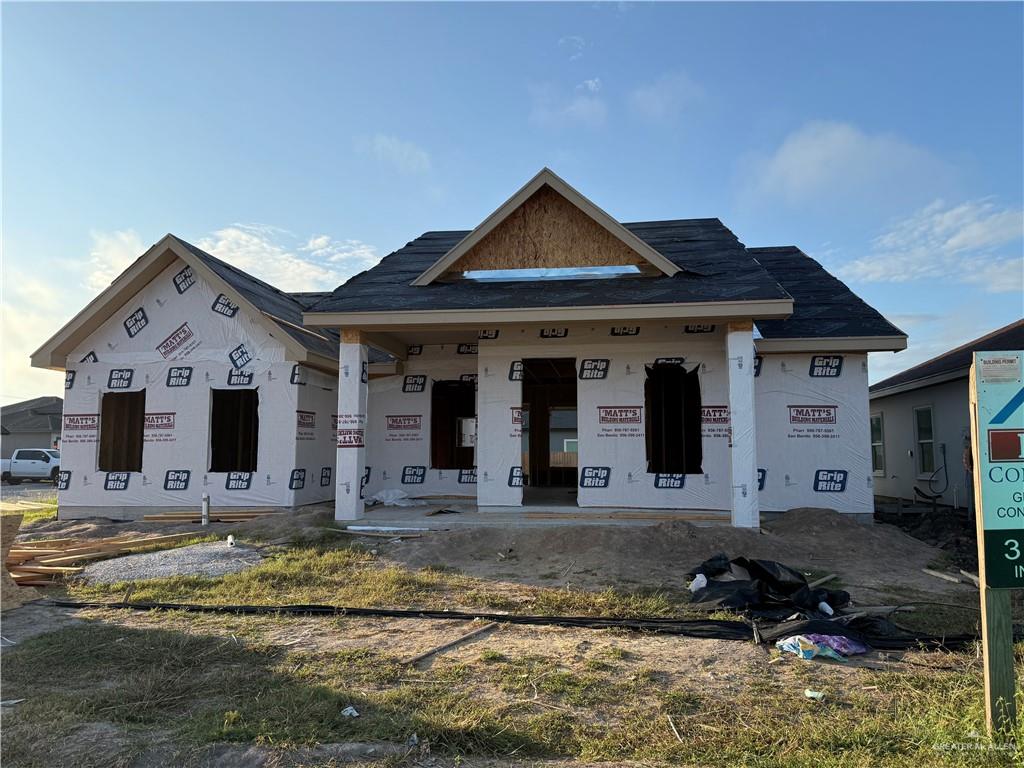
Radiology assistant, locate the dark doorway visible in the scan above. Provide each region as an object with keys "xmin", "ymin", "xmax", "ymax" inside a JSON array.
[
  {"xmin": 209, "ymin": 389, "xmax": 259, "ymax": 472},
  {"xmin": 521, "ymin": 358, "xmax": 578, "ymax": 499}
]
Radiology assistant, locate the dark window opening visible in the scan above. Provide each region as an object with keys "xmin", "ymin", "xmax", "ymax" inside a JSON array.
[
  {"xmin": 431, "ymin": 380, "xmax": 476, "ymax": 470},
  {"xmin": 644, "ymin": 363, "xmax": 703, "ymax": 474},
  {"xmin": 98, "ymin": 389, "xmax": 146, "ymax": 472},
  {"xmin": 210, "ymin": 389, "xmax": 259, "ymax": 472}
]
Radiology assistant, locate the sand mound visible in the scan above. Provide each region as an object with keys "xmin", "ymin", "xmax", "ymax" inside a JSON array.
[{"xmin": 388, "ymin": 508, "xmax": 964, "ymax": 602}]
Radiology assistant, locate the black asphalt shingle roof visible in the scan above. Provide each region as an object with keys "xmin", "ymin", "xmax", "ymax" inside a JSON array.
[
  {"xmin": 749, "ymin": 247, "xmax": 906, "ymax": 340},
  {"xmin": 172, "ymin": 237, "xmax": 343, "ymax": 361},
  {"xmin": 1, "ymin": 396, "xmax": 63, "ymax": 434},
  {"xmin": 307, "ymin": 219, "xmax": 792, "ymax": 314},
  {"xmin": 870, "ymin": 319, "xmax": 1024, "ymax": 395}
]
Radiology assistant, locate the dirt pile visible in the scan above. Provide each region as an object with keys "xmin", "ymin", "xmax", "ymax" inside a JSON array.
[{"xmin": 388, "ymin": 508, "xmax": 969, "ymax": 602}]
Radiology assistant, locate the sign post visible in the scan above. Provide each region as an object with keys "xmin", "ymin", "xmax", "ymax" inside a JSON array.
[{"xmin": 969, "ymin": 350, "xmax": 1023, "ymax": 736}]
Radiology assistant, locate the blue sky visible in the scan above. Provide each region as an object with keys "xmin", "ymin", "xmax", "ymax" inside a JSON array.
[{"xmin": 3, "ymin": 1, "xmax": 1022, "ymax": 404}]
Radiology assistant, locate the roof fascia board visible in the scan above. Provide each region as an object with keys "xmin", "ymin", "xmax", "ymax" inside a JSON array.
[
  {"xmin": 304, "ymin": 298, "xmax": 793, "ymax": 330},
  {"xmin": 869, "ymin": 368, "xmax": 969, "ymax": 399},
  {"xmin": 755, "ymin": 335, "xmax": 908, "ymax": 353},
  {"xmin": 410, "ymin": 168, "xmax": 681, "ymax": 286}
]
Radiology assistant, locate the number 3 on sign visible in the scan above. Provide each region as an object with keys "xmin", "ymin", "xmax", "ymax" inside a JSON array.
[{"xmin": 1005, "ymin": 539, "xmax": 1021, "ymax": 561}]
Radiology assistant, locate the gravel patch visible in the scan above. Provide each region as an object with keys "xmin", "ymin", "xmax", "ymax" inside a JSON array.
[{"xmin": 81, "ymin": 541, "xmax": 262, "ymax": 584}]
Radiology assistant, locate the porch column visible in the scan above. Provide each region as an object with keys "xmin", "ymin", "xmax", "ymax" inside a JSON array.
[
  {"xmin": 726, "ymin": 321, "xmax": 759, "ymax": 528},
  {"xmin": 335, "ymin": 329, "xmax": 368, "ymax": 521}
]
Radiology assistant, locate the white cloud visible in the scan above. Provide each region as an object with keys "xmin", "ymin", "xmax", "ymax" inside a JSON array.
[
  {"xmin": 529, "ymin": 83, "xmax": 607, "ymax": 129},
  {"xmin": 558, "ymin": 35, "xmax": 586, "ymax": 61},
  {"xmin": 629, "ymin": 71, "xmax": 701, "ymax": 121},
  {"xmin": 355, "ymin": 133, "xmax": 431, "ymax": 174},
  {"xmin": 198, "ymin": 225, "xmax": 379, "ymax": 292},
  {"xmin": 85, "ymin": 229, "xmax": 145, "ymax": 293},
  {"xmin": 577, "ymin": 78, "xmax": 602, "ymax": 94},
  {"xmin": 742, "ymin": 120, "xmax": 949, "ymax": 207},
  {"xmin": 839, "ymin": 198, "xmax": 1024, "ymax": 293}
]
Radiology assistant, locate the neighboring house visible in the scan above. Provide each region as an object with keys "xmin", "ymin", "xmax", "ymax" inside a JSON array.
[
  {"xmin": 1, "ymin": 396, "xmax": 63, "ymax": 458},
  {"xmin": 304, "ymin": 168, "xmax": 907, "ymax": 526},
  {"xmin": 869, "ymin": 318, "xmax": 1024, "ymax": 510},
  {"xmin": 30, "ymin": 236, "xmax": 368, "ymax": 518}
]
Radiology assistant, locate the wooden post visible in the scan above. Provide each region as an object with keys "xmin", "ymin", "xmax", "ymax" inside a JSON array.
[{"xmin": 969, "ymin": 360, "xmax": 1018, "ymax": 737}]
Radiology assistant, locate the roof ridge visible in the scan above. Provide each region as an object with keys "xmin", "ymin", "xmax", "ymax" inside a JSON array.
[{"xmin": 170, "ymin": 234, "xmax": 307, "ymax": 312}]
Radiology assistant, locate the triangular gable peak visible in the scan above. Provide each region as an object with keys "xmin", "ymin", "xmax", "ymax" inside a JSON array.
[{"xmin": 411, "ymin": 168, "xmax": 681, "ymax": 285}]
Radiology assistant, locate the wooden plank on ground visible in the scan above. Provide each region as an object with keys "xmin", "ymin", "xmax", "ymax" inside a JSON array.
[{"xmin": 401, "ymin": 622, "xmax": 500, "ymax": 665}]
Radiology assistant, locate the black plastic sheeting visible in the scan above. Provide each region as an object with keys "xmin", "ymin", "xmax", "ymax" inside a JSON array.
[
  {"xmin": 46, "ymin": 597, "xmax": 982, "ymax": 651},
  {"xmin": 686, "ymin": 553, "xmax": 851, "ymax": 621}
]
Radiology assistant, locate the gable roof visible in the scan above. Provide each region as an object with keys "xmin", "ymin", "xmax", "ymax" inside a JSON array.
[
  {"xmin": 305, "ymin": 218, "xmax": 794, "ymax": 321},
  {"xmin": 1, "ymin": 396, "xmax": 63, "ymax": 435},
  {"xmin": 870, "ymin": 318, "xmax": 1024, "ymax": 397},
  {"xmin": 31, "ymin": 235, "xmax": 343, "ymax": 371},
  {"xmin": 749, "ymin": 247, "xmax": 907, "ymax": 350},
  {"xmin": 411, "ymin": 168, "xmax": 682, "ymax": 285}
]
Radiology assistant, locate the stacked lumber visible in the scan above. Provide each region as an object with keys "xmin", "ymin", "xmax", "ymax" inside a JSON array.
[
  {"xmin": 5, "ymin": 532, "xmax": 200, "ymax": 587},
  {"xmin": 142, "ymin": 509, "xmax": 283, "ymax": 523}
]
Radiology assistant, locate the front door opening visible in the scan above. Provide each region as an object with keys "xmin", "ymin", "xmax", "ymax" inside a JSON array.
[{"xmin": 521, "ymin": 358, "xmax": 577, "ymax": 504}]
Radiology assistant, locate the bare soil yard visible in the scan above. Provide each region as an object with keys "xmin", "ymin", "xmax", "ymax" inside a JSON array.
[{"xmin": 1, "ymin": 506, "xmax": 1021, "ymax": 767}]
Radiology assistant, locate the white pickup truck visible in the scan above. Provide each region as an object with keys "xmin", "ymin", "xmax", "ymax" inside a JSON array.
[{"xmin": 1, "ymin": 449, "xmax": 61, "ymax": 484}]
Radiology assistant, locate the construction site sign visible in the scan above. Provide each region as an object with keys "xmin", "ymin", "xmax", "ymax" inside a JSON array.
[{"xmin": 972, "ymin": 350, "xmax": 1024, "ymax": 590}]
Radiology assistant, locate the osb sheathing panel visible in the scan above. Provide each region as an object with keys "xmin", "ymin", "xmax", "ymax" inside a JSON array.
[{"xmin": 449, "ymin": 185, "xmax": 652, "ymax": 274}]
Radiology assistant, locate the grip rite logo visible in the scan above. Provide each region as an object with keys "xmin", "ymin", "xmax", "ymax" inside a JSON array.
[
  {"xmin": 579, "ymin": 359, "xmax": 610, "ymax": 380},
  {"xmin": 212, "ymin": 294, "xmax": 239, "ymax": 317},
  {"xmin": 508, "ymin": 467, "xmax": 524, "ymax": 487},
  {"xmin": 684, "ymin": 324, "xmax": 715, "ymax": 334},
  {"xmin": 402, "ymin": 375, "xmax": 426, "ymax": 393},
  {"xmin": 65, "ymin": 371, "xmax": 76, "ymax": 390},
  {"xmin": 166, "ymin": 366, "xmax": 193, "ymax": 387},
  {"xmin": 457, "ymin": 343, "xmax": 478, "ymax": 355},
  {"xmin": 654, "ymin": 474, "xmax": 685, "ymax": 489},
  {"xmin": 163, "ymin": 470, "xmax": 190, "ymax": 491},
  {"xmin": 108, "ymin": 369, "xmax": 134, "ymax": 389},
  {"xmin": 580, "ymin": 467, "xmax": 611, "ymax": 488},
  {"xmin": 225, "ymin": 472, "xmax": 253, "ymax": 490},
  {"xmin": 402, "ymin": 466, "xmax": 426, "ymax": 484},
  {"xmin": 227, "ymin": 369, "xmax": 254, "ymax": 386},
  {"xmin": 56, "ymin": 471, "xmax": 72, "ymax": 491},
  {"xmin": 509, "ymin": 361, "xmax": 525, "ymax": 381},
  {"xmin": 540, "ymin": 328, "xmax": 568, "ymax": 338},
  {"xmin": 320, "ymin": 466, "xmax": 332, "ymax": 486},
  {"xmin": 809, "ymin": 355, "xmax": 843, "ymax": 377},
  {"xmin": 459, "ymin": 469, "xmax": 477, "ymax": 484},
  {"xmin": 104, "ymin": 472, "xmax": 130, "ymax": 491},
  {"xmin": 229, "ymin": 344, "xmax": 252, "ymax": 369},
  {"xmin": 123, "ymin": 307, "xmax": 148, "ymax": 338},
  {"xmin": 173, "ymin": 265, "xmax": 195, "ymax": 294},
  {"xmin": 813, "ymin": 470, "xmax": 848, "ymax": 492},
  {"xmin": 610, "ymin": 326, "xmax": 640, "ymax": 336},
  {"xmin": 289, "ymin": 469, "xmax": 306, "ymax": 490}
]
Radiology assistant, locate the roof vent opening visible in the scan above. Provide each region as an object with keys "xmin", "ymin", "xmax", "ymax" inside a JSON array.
[{"xmin": 461, "ymin": 265, "xmax": 643, "ymax": 282}]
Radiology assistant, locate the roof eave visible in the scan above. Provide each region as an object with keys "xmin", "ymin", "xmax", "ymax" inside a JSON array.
[
  {"xmin": 303, "ymin": 297, "xmax": 793, "ymax": 330},
  {"xmin": 869, "ymin": 367, "xmax": 969, "ymax": 398},
  {"xmin": 755, "ymin": 335, "xmax": 908, "ymax": 353}
]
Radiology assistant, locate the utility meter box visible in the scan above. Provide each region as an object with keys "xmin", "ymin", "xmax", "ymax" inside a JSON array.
[{"xmin": 457, "ymin": 417, "xmax": 477, "ymax": 448}]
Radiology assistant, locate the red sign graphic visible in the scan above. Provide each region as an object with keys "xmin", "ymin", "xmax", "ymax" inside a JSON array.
[
  {"xmin": 156, "ymin": 322, "xmax": 195, "ymax": 359},
  {"xmin": 144, "ymin": 413, "xmax": 175, "ymax": 430},
  {"xmin": 788, "ymin": 405, "xmax": 838, "ymax": 424},
  {"xmin": 701, "ymin": 406, "xmax": 730, "ymax": 424},
  {"xmin": 386, "ymin": 415, "xmax": 422, "ymax": 431},
  {"xmin": 63, "ymin": 414, "xmax": 98, "ymax": 430},
  {"xmin": 598, "ymin": 406, "xmax": 643, "ymax": 424},
  {"xmin": 337, "ymin": 429, "xmax": 365, "ymax": 448},
  {"xmin": 297, "ymin": 410, "xmax": 316, "ymax": 430},
  {"xmin": 988, "ymin": 428, "xmax": 1024, "ymax": 462}
]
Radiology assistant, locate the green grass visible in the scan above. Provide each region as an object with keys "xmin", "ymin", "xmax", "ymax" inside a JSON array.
[
  {"xmin": 2, "ymin": 620, "xmax": 1022, "ymax": 767},
  {"xmin": 1, "ymin": 501, "xmax": 58, "ymax": 525},
  {"xmin": 64, "ymin": 541, "xmax": 696, "ymax": 620}
]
